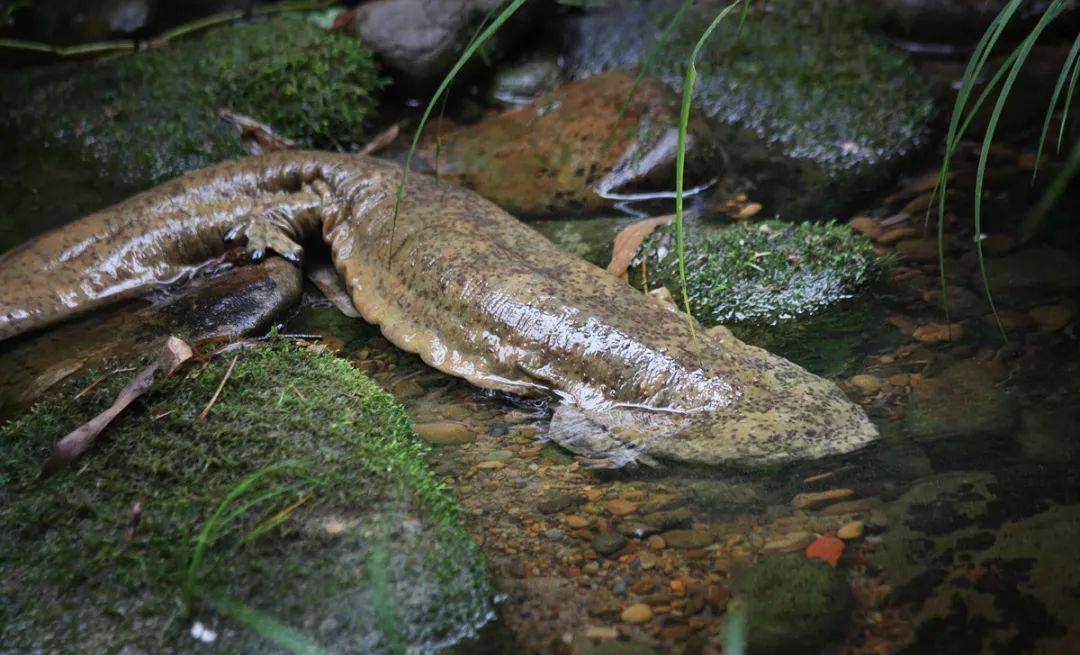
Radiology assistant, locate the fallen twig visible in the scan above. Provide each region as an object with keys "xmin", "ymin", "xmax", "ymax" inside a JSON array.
[
  {"xmin": 197, "ymin": 354, "xmax": 239, "ymax": 422},
  {"xmin": 219, "ymin": 109, "xmax": 298, "ymax": 154},
  {"xmin": 360, "ymin": 121, "xmax": 402, "ymax": 156},
  {"xmin": 43, "ymin": 361, "xmax": 160, "ymax": 476}
]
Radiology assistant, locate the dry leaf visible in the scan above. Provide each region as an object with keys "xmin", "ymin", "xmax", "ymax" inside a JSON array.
[
  {"xmin": 307, "ymin": 264, "xmax": 362, "ymax": 318},
  {"xmin": 606, "ymin": 214, "xmax": 674, "ymax": 280},
  {"xmin": 161, "ymin": 336, "xmax": 194, "ymax": 377}
]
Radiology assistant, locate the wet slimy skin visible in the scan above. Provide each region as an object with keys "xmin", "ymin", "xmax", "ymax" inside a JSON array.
[{"xmin": 0, "ymin": 151, "xmax": 878, "ymax": 466}]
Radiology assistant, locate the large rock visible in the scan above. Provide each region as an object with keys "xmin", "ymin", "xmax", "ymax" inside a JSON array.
[
  {"xmin": 0, "ymin": 342, "xmax": 492, "ymax": 653},
  {"xmin": 729, "ymin": 555, "xmax": 855, "ymax": 655},
  {"xmin": 875, "ymin": 470, "xmax": 1080, "ymax": 653},
  {"xmin": 353, "ymin": 0, "xmax": 541, "ymax": 92},
  {"xmin": 0, "ymin": 17, "xmax": 383, "ymax": 242},
  {"xmin": 0, "ymin": 258, "xmax": 303, "ymax": 419},
  {"xmin": 559, "ymin": 0, "xmax": 933, "ymax": 218},
  {"xmin": 428, "ymin": 70, "xmax": 720, "ymax": 216}
]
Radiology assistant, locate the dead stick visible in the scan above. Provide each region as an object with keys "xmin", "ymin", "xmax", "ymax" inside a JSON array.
[{"xmin": 197, "ymin": 355, "xmax": 238, "ymax": 422}]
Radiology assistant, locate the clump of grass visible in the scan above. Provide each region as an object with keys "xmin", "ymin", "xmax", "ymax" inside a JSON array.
[{"xmin": 935, "ymin": 0, "xmax": 1079, "ymax": 333}]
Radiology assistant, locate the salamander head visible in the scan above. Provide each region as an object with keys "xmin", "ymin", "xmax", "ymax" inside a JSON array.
[{"xmin": 546, "ymin": 340, "xmax": 879, "ymax": 468}]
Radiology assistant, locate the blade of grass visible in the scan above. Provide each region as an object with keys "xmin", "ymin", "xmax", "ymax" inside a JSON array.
[
  {"xmin": 1023, "ymin": 136, "xmax": 1080, "ymax": 239},
  {"xmin": 1057, "ymin": 42, "xmax": 1080, "ymax": 150},
  {"xmin": 183, "ymin": 461, "xmax": 308, "ymax": 609},
  {"xmin": 971, "ymin": 0, "xmax": 1068, "ymax": 337},
  {"xmin": 674, "ymin": 0, "xmax": 746, "ymax": 348},
  {"xmin": 935, "ymin": 0, "xmax": 1025, "ymax": 329},
  {"xmin": 389, "ymin": 0, "xmax": 528, "ymax": 258},
  {"xmin": 203, "ymin": 591, "xmax": 332, "ymax": 655},
  {"xmin": 1033, "ymin": 34, "xmax": 1080, "ymax": 178}
]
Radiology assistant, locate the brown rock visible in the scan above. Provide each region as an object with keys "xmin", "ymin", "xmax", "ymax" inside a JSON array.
[
  {"xmin": 429, "ymin": 70, "xmax": 718, "ymax": 216},
  {"xmin": 850, "ymin": 374, "xmax": 882, "ymax": 395},
  {"xmin": 849, "ymin": 216, "xmax": 883, "ymax": 240},
  {"xmin": 605, "ymin": 499, "xmax": 640, "ymax": 517},
  {"xmin": 837, "ymin": 520, "xmax": 865, "ymax": 540},
  {"xmin": 565, "ymin": 514, "xmax": 592, "ymax": 529},
  {"xmin": 413, "ymin": 421, "xmax": 474, "ymax": 445},
  {"xmin": 895, "ymin": 237, "xmax": 942, "ymax": 262},
  {"xmin": 792, "ymin": 488, "xmax": 854, "ymax": 510},
  {"xmin": 1029, "ymin": 304, "xmax": 1073, "ymax": 332},
  {"xmin": 913, "ymin": 323, "xmax": 965, "ymax": 343},
  {"xmin": 876, "ymin": 226, "xmax": 919, "ymax": 245},
  {"xmin": 621, "ymin": 603, "xmax": 653, "ymax": 624}
]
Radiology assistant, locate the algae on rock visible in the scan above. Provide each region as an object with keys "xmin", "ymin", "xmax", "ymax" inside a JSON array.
[{"xmin": 0, "ymin": 342, "xmax": 491, "ymax": 653}]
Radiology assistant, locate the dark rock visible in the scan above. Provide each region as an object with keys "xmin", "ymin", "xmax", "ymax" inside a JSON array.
[
  {"xmin": 871, "ymin": 0, "xmax": 1078, "ymax": 47},
  {"xmin": 354, "ymin": 0, "xmax": 540, "ymax": 92},
  {"xmin": 0, "ymin": 258, "xmax": 302, "ymax": 419},
  {"xmin": 660, "ymin": 529, "xmax": 714, "ymax": 549},
  {"xmin": 489, "ymin": 54, "xmax": 565, "ymax": 106},
  {"xmin": 640, "ymin": 507, "xmax": 694, "ymax": 532},
  {"xmin": 592, "ymin": 530, "xmax": 628, "ymax": 556},
  {"xmin": 538, "ymin": 491, "xmax": 585, "ymax": 514},
  {"xmin": 979, "ymin": 248, "xmax": 1080, "ymax": 305},
  {"xmin": 904, "ymin": 359, "xmax": 1019, "ymax": 442},
  {"xmin": 730, "ymin": 555, "xmax": 855, "ymax": 655}
]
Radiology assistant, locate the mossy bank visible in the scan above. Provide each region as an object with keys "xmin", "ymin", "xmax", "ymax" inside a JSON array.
[
  {"xmin": 0, "ymin": 341, "xmax": 491, "ymax": 654},
  {"xmin": 0, "ymin": 17, "xmax": 384, "ymax": 251}
]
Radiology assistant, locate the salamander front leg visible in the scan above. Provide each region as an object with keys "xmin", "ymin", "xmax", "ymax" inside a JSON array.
[
  {"xmin": 226, "ymin": 210, "xmax": 306, "ymax": 263},
  {"xmin": 225, "ymin": 187, "xmax": 327, "ymax": 264}
]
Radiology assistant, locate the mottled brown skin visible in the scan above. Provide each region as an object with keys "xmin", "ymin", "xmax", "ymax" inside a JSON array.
[{"xmin": 0, "ymin": 151, "xmax": 877, "ymax": 466}]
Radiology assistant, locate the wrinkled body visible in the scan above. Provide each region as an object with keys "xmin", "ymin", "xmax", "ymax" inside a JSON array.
[{"xmin": 0, "ymin": 151, "xmax": 877, "ymax": 465}]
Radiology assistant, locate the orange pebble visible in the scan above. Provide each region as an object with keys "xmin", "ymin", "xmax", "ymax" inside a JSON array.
[{"xmin": 805, "ymin": 535, "xmax": 845, "ymax": 568}]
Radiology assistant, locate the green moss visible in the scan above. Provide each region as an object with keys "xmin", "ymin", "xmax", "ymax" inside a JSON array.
[
  {"xmin": 0, "ymin": 341, "xmax": 490, "ymax": 653},
  {"xmin": 729, "ymin": 555, "xmax": 855, "ymax": 655},
  {"xmin": 634, "ymin": 220, "xmax": 884, "ymax": 324},
  {"xmin": 632, "ymin": 220, "xmax": 888, "ymax": 376},
  {"xmin": 1, "ymin": 17, "xmax": 384, "ymax": 193},
  {"xmin": 201, "ymin": 20, "xmax": 385, "ymax": 149}
]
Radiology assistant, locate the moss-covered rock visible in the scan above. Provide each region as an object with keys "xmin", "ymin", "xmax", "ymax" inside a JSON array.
[
  {"xmin": 630, "ymin": 220, "xmax": 888, "ymax": 376},
  {"xmin": 563, "ymin": 0, "xmax": 934, "ymax": 217},
  {"xmin": 0, "ymin": 17, "xmax": 384, "ymax": 234},
  {"xmin": 633, "ymin": 220, "xmax": 884, "ymax": 325},
  {"xmin": 728, "ymin": 554, "xmax": 855, "ymax": 655},
  {"xmin": 0, "ymin": 341, "xmax": 491, "ymax": 653}
]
